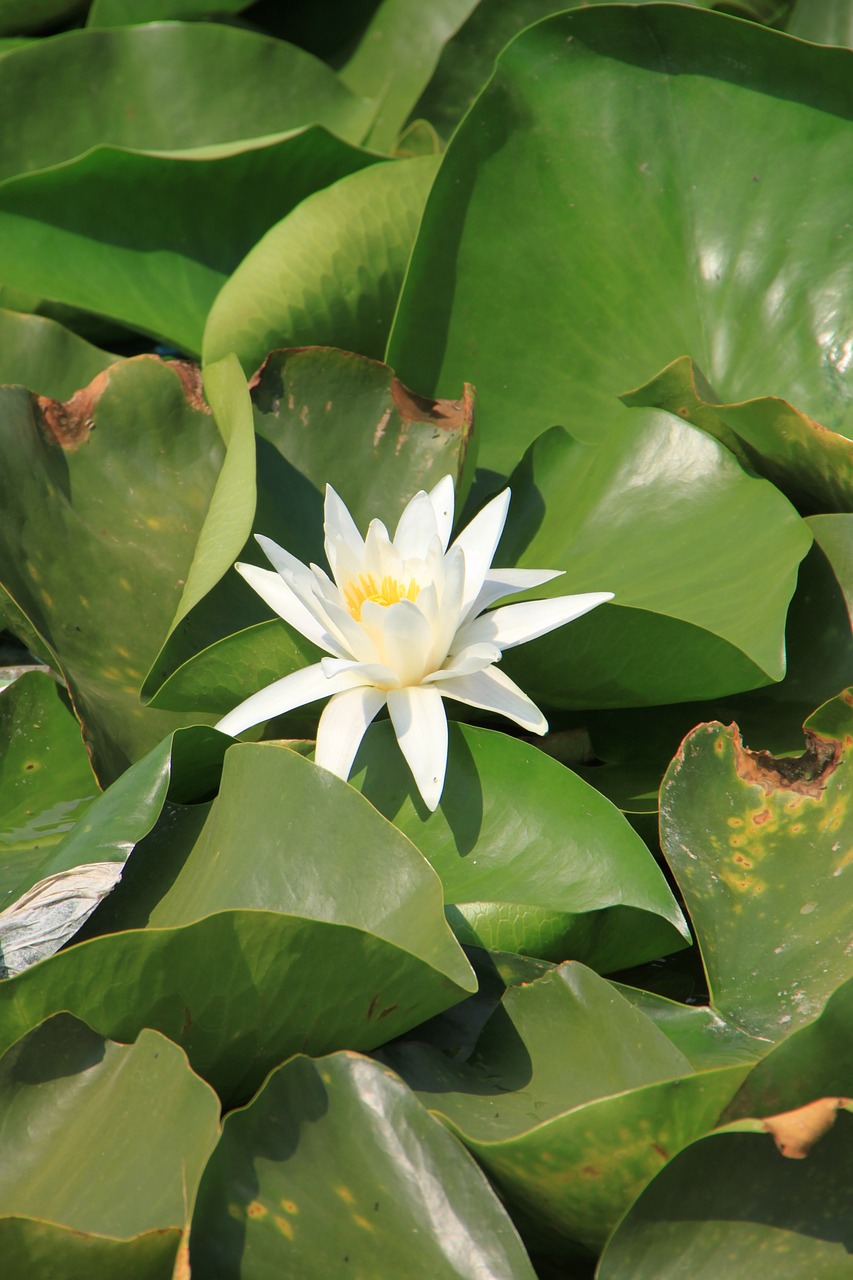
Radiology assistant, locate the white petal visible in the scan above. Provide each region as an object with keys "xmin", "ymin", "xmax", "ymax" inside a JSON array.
[
  {"xmin": 456, "ymin": 591, "xmax": 614, "ymax": 652},
  {"xmin": 387, "ymin": 685, "xmax": 449, "ymax": 812},
  {"xmin": 468, "ymin": 567, "xmax": 564, "ymax": 617},
  {"xmin": 236, "ymin": 563, "xmax": 344, "ymax": 656},
  {"xmin": 431, "ymin": 665, "xmax": 548, "ymax": 735},
  {"xmin": 361, "ymin": 598, "xmax": 435, "ymax": 686},
  {"xmin": 451, "ymin": 488, "xmax": 511, "ymax": 620},
  {"xmin": 320, "ymin": 656, "xmax": 400, "ymax": 688},
  {"xmin": 363, "ymin": 516, "xmax": 394, "ymax": 575},
  {"xmin": 315, "ymin": 686, "xmax": 387, "ymax": 780},
  {"xmin": 428, "ymin": 474, "xmax": 455, "ymax": 550},
  {"xmin": 324, "ymin": 484, "xmax": 364, "ymax": 579},
  {"xmin": 215, "ymin": 663, "xmax": 366, "ymax": 738},
  {"xmin": 422, "ymin": 642, "xmax": 501, "ymax": 682},
  {"xmin": 393, "ymin": 490, "xmax": 439, "ymax": 559}
]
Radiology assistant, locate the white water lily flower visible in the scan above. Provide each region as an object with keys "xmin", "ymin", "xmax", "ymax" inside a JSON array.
[{"xmin": 216, "ymin": 477, "xmax": 613, "ymax": 810}]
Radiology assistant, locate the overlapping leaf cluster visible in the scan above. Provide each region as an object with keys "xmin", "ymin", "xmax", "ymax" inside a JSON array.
[{"xmin": 0, "ymin": 1, "xmax": 851, "ymax": 1276}]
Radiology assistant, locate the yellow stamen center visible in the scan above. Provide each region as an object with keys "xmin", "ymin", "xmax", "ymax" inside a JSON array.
[{"xmin": 344, "ymin": 572, "xmax": 420, "ymax": 620}]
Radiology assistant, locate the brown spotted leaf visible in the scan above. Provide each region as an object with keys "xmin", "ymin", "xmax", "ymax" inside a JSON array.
[
  {"xmin": 660, "ymin": 688, "xmax": 853, "ymax": 1041},
  {"xmin": 0, "ymin": 356, "xmax": 225, "ymax": 782}
]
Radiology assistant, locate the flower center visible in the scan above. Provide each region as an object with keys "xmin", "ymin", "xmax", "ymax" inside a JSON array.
[{"xmin": 343, "ymin": 572, "xmax": 420, "ymax": 620}]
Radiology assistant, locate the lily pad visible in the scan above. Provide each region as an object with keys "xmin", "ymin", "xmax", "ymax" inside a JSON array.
[
  {"xmin": 0, "ymin": 307, "xmax": 116, "ymax": 400},
  {"xmin": 350, "ymin": 721, "xmax": 689, "ymax": 972},
  {"xmin": 0, "ymin": 22, "xmax": 372, "ymax": 182},
  {"xmin": 0, "ymin": 1221, "xmax": 182, "ymax": 1280},
  {"xmin": 0, "ymin": 743, "xmax": 475, "ymax": 1103},
  {"xmin": 0, "ymin": 355, "xmax": 238, "ymax": 781},
  {"xmin": 0, "ymin": 671, "xmax": 96, "ymax": 910},
  {"xmin": 621, "ymin": 354, "xmax": 853, "ymax": 515},
  {"xmin": 0, "ymin": 130, "xmax": 379, "ymax": 353},
  {"xmin": 0, "ymin": 1014, "xmax": 220, "ymax": 1236},
  {"xmin": 383, "ymin": 962, "xmax": 750, "ymax": 1258},
  {"xmin": 0, "ymin": 724, "xmax": 227, "ymax": 977},
  {"xmin": 190, "ymin": 1051, "xmax": 537, "ymax": 1278},
  {"xmin": 387, "ymin": 5, "xmax": 853, "ymax": 476},
  {"xmin": 495, "ymin": 416, "xmax": 810, "ymax": 708},
  {"xmin": 598, "ymin": 1104, "xmax": 853, "ymax": 1277},
  {"xmin": 659, "ymin": 688, "xmax": 853, "ymax": 1041},
  {"xmin": 0, "ymin": 0, "xmax": 84, "ymax": 36},
  {"xmin": 203, "ymin": 155, "xmax": 440, "ymax": 372}
]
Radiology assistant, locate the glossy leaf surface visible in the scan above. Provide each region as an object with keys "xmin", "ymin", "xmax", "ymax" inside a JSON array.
[
  {"xmin": 384, "ymin": 963, "xmax": 750, "ymax": 1256},
  {"xmin": 598, "ymin": 1106, "xmax": 853, "ymax": 1277},
  {"xmin": 0, "ymin": 308, "xmax": 116, "ymax": 400},
  {"xmin": 0, "ymin": 1014, "xmax": 219, "ymax": 1235},
  {"xmin": 388, "ymin": 6, "xmax": 853, "ymax": 476},
  {"xmin": 191, "ymin": 1051, "xmax": 537, "ymax": 1278},
  {"xmin": 203, "ymin": 156, "xmax": 439, "ymax": 372},
  {"xmin": 622, "ymin": 354, "xmax": 853, "ymax": 514},
  {"xmin": 660, "ymin": 689, "xmax": 853, "ymax": 1040},
  {"xmin": 494, "ymin": 417, "xmax": 810, "ymax": 707},
  {"xmin": 0, "ymin": 23, "xmax": 371, "ymax": 181},
  {"xmin": 351, "ymin": 721, "xmax": 689, "ymax": 971},
  {"xmin": 0, "ymin": 723, "xmax": 226, "ymax": 976},
  {"xmin": 0, "ymin": 130, "xmax": 377, "ymax": 353},
  {"xmin": 0, "ymin": 743, "xmax": 474, "ymax": 1102},
  {"xmin": 0, "ymin": 357, "xmax": 222, "ymax": 781}
]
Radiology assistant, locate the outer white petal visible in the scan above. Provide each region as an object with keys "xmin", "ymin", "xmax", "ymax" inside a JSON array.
[
  {"xmin": 320, "ymin": 656, "xmax": 400, "ymax": 688},
  {"xmin": 236, "ymin": 563, "xmax": 345, "ymax": 657},
  {"xmin": 455, "ymin": 591, "xmax": 614, "ymax": 652},
  {"xmin": 431, "ymin": 665, "xmax": 548, "ymax": 735},
  {"xmin": 421, "ymin": 642, "xmax": 501, "ymax": 682},
  {"xmin": 451, "ymin": 488, "xmax": 511, "ymax": 620},
  {"xmin": 387, "ymin": 685, "xmax": 449, "ymax": 812},
  {"xmin": 427, "ymin": 474, "xmax": 455, "ymax": 550},
  {"xmin": 468, "ymin": 567, "xmax": 565, "ymax": 618},
  {"xmin": 215, "ymin": 663, "xmax": 366, "ymax": 738},
  {"xmin": 315, "ymin": 686, "xmax": 387, "ymax": 780},
  {"xmin": 426, "ymin": 543, "xmax": 466, "ymax": 669},
  {"xmin": 393, "ymin": 490, "xmax": 439, "ymax": 559},
  {"xmin": 324, "ymin": 484, "xmax": 364, "ymax": 579}
]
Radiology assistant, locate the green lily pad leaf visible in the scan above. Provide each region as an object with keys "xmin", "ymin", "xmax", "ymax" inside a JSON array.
[
  {"xmin": 597, "ymin": 1103, "xmax": 853, "ymax": 1278},
  {"xmin": 0, "ymin": 130, "xmax": 379, "ymax": 353},
  {"xmin": 565, "ymin": 511, "xmax": 853, "ymax": 820},
  {"xmin": 190, "ymin": 1050, "xmax": 537, "ymax": 1278},
  {"xmin": 349, "ymin": 721, "xmax": 689, "ymax": 971},
  {"xmin": 494, "ymin": 416, "xmax": 810, "ymax": 708},
  {"xmin": 622, "ymin": 355, "xmax": 853, "ymax": 515},
  {"xmin": 88, "ymin": 0, "xmax": 253, "ymax": 24},
  {"xmin": 147, "ymin": 348, "xmax": 475, "ymax": 713},
  {"xmin": 139, "ymin": 354, "xmax": 261, "ymax": 705},
  {"xmin": 0, "ymin": 1014, "xmax": 219, "ymax": 1236},
  {"xmin": 339, "ymin": 0, "xmax": 477, "ymax": 152},
  {"xmin": 0, "ymin": 0, "xmax": 84, "ymax": 36},
  {"xmin": 0, "ymin": 1221, "xmax": 182, "ymax": 1280},
  {"xmin": 660, "ymin": 688, "xmax": 853, "ymax": 1042},
  {"xmin": 0, "ymin": 308, "xmax": 116, "ymax": 400},
  {"xmin": 203, "ymin": 156, "xmax": 439, "ymax": 373},
  {"xmin": 785, "ymin": 0, "xmax": 853, "ymax": 46},
  {"xmin": 613, "ymin": 983, "xmax": 769, "ymax": 1071},
  {"xmin": 0, "ymin": 743, "xmax": 474, "ymax": 1103},
  {"xmin": 383, "ymin": 962, "xmax": 750, "ymax": 1258},
  {"xmin": 0, "ymin": 671, "xmax": 97, "ymax": 905},
  {"xmin": 0, "ymin": 24, "xmax": 372, "ymax": 183},
  {"xmin": 387, "ymin": 6, "xmax": 853, "ymax": 477},
  {"xmin": 810, "ymin": 513, "xmax": 853, "ymax": 621},
  {"xmin": 0, "ymin": 356, "xmax": 231, "ymax": 782},
  {"xmin": 408, "ymin": 0, "xmax": 734, "ymax": 144},
  {"xmin": 0, "ymin": 723, "xmax": 227, "ymax": 977}
]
